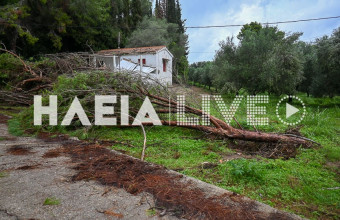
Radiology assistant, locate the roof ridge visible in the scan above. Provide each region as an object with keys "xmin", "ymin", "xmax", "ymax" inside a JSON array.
[
  {"xmin": 100, "ymin": 45, "xmax": 165, "ymax": 51},
  {"xmin": 97, "ymin": 46, "xmax": 168, "ymax": 55}
]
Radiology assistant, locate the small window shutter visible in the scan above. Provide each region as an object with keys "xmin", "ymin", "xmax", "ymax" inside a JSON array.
[
  {"xmin": 143, "ymin": 59, "xmax": 146, "ymax": 64},
  {"xmin": 163, "ymin": 59, "xmax": 166, "ymax": 72}
]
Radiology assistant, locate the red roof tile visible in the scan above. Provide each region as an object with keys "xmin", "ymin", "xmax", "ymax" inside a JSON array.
[{"xmin": 97, "ymin": 46, "xmax": 166, "ymax": 55}]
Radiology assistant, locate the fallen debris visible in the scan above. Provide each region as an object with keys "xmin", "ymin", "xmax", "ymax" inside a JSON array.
[
  {"xmin": 55, "ymin": 142, "xmax": 300, "ymax": 220},
  {"xmin": 42, "ymin": 150, "xmax": 62, "ymax": 158},
  {"xmin": 0, "ymin": 114, "xmax": 10, "ymax": 124},
  {"xmin": 96, "ymin": 209, "xmax": 124, "ymax": 218},
  {"xmin": 16, "ymin": 164, "xmax": 40, "ymax": 170},
  {"xmin": 7, "ymin": 145, "xmax": 33, "ymax": 155}
]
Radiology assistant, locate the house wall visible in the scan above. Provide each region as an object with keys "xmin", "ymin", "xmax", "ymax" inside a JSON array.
[
  {"xmin": 96, "ymin": 49, "xmax": 173, "ymax": 86},
  {"xmin": 120, "ymin": 54, "xmax": 155, "ymax": 66},
  {"xmin": 156, "ymin": 49, "xmax": 173, "ymax": 85},
  {"xmin": 119, "ymin": 53, "xmax": 156, "ymax": 70},
  {"xmin": 99, "ymin": 56, "xmax": 116, "ymax": 71}
]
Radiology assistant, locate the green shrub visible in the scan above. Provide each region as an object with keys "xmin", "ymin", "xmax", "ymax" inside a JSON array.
[
  {"xmin": 229, "ymin": 159, "xmax": 264, "ymax": 183},
  {"xmin": 0, "ymin": 53, "xmax": 23, "ymax": 88}
]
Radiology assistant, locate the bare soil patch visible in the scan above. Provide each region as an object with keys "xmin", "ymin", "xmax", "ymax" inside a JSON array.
[
  {"xmin": 7, "ymin": 145, "xmax": 34, "ymax": 155},
  {"xmin": 0, "ymin": 114, "xmax": 10, "ymax": 124},
  {"xmin": 37, "ymin": 132, "xmax": 70, "ymax": 143},
  {"xmin": 42, "ymin": 149, "xmax": 62, "ymax": 158}
]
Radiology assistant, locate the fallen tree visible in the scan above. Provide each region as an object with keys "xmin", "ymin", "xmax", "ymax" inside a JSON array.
[
  {"xmin": 28, "ymin": 70, "xmax": 313, "ymax": 149},
  {"xmin": 0, "ymin": 47, "xmax": 96, "ymax": 102},
  {"xmin": 0, "ymin": 50, "xmax": 314, "ymax": 159},
  {"xmin": 124, "ymin": 87, "xmax": 311, "ymax": 146}
]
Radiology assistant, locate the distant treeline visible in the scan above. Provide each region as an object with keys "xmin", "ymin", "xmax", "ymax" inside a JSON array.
[{"xmin": 189, "ymin": 22, "xmax": 340, "ymax": 98}]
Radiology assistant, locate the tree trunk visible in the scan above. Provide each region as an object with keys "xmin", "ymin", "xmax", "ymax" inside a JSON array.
[
  {"xmin": 288, "ymin": 96, "xmax": 293, "ymax": 103},
  {"xmin": 9, "ymin": 28, "xmax": 18, "ymax": 52},
  {"xmin": 136, "ymin": 87, "xmax": 312, "ymax": 147}
]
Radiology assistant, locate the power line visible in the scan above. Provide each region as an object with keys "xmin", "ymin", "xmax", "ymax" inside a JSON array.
[
  {"xmin": 186, "ymin": 15, "xmax": 340, "ymax": 29},
  {"xmin": 1, "ymin": 15, "xmax": 340, "ymax": 30},
  {"xmin": 190, "ymin": 52, "xmax": 215, "ymax": 53}
]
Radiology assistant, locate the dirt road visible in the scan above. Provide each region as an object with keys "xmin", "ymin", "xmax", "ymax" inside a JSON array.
[
  {"xmin": 0, "ymin": 114, "xmax": 303, "ymax": 220},
  {"xmin": 0, "ymin": 115, "xmax": 177, "ymax": 220}
]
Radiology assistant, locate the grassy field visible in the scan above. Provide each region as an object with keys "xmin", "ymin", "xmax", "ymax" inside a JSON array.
[{"xmin": 5, "ymin": 91, "xmax": 340, "ymax": 219}]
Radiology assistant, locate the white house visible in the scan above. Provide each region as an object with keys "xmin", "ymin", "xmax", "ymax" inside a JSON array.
[{"xmin": 95, "ymin": 46, "xmax": 173, "ymax": 85}]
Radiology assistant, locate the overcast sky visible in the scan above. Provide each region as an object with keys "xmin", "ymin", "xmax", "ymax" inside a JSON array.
[{"xmin": 180, "ymin": 0, "xmax": 340, "ymax": 63}]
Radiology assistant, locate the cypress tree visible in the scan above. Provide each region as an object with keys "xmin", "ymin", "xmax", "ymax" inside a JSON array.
[
  {"xmin": 175, "ymin": 0, "xmax": 185, "ymax": 33},
  {"xmin": 122, "ymin": 0, "xmax": 132, "ymax": 32},
  {"xmin": 155, "ymin": 0, "xmax": 159, "ymax": 18},
  {"xmin": 147, "ymin": 1, "xmax": 152, "ymax": 17},
  {"xmin": 131, "ymin": 0, "xmax": 142, "ymax": 27},
  {"xmin": 166, "ymin": 0, "xmax": 176, "ymax": 23}
]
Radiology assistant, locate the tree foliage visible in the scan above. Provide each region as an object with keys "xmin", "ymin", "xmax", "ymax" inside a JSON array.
[
  {"xmin": 237, "ymin": 21, "xmax": 262, "ymax": 40},
  {"xmin": 126, "ymin": 17, "xmax": 174, "ymax": 47},
  {"xmin": 313, "ymin": 28, "xmax": 340, "ymax": 97},
  {"xmin": 129, "ymin": 0, "xmax": 189, "ymax": 80},
  {"xmin": 212, "ymin": 25, "xmax": 303, "ymax": 95},
  {"xmin": 0, "ymin": 0, "xmax": 189, "ymax": 79},
  {"xmin": 190, "ymin": 24, "xmax": 339, "ymax": 97},
  {"xmin": 0, "ymin": 0, "xmax": 153, "ymax": 56},
  {"xmin": 188, "ymin": 61, "xmax": 214, "ymax": 90}
]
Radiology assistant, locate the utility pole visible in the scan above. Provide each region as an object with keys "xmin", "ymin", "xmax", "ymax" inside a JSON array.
[
  {"xmin": 118, "ymin": 32, "xmax": 121, "ymax": 71},
  {"xmin": 118, "ymin": 32, "xmax": 121, "ymax": 49}
]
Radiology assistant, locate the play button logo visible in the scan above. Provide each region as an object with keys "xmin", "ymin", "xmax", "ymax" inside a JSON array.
[
  {"xmin": 286, "ymin": 103, "xmax": 299, "ymax": 119},
  {"xmin": 276, "ymin": 96, "xmax": 306, "ymax": 126}
]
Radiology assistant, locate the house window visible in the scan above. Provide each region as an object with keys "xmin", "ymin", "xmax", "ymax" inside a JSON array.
[
  {"xmin": 163, "ymin": 59, "xmax": 167, "ymax": 72},
  {"xmin": 138, "ymin": 59, "xmax": 146, "ymax": 65}
]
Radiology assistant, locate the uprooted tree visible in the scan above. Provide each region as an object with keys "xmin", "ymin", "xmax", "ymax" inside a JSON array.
[{"xmin": 0, "ymin": 49, "xmax": 315, "ymax": 160}]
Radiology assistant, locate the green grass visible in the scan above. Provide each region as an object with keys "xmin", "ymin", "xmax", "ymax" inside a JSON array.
[
  {"xmin": 1, "ymin": 105, "xmax": 26, "ymax": 136},
  {"xmin": 12, "ymin": 93, "xmax": 340, "ymax": 219},
  {"xmin": 84, "ymin": 94, "xmax": 339, "ymax": 219},
  {"xmin": 0, "ymin": 171, "xmax": 8, "ymax": 178},
  {"xmin": 80, "ymin": 126, "xmax": 227, "ymax": 169},
  {"xmin": 43, "ymin": 197, "xmax": 61, "ymax": 206},
  {"xmin": 146, "ymin": 208, "xmax": 157, "ymax": 217},
  {"xmin": 8, "ymin": 118, "xmax": 25, "ymax": 136}
]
